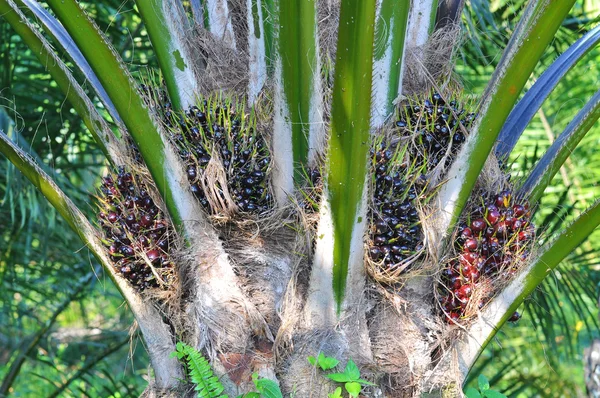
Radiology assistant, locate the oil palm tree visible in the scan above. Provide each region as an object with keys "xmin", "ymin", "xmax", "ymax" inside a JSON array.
[{"xmin": 1, "ymin": 0, "xmax": 600, "ymax": 397}]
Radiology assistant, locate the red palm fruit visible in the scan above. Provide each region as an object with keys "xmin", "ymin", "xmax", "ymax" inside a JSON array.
[
  {"xmin": 513, "ymin": 219, "xmax": 524, "ymax": 230},
  {"xmin": 456, "ymin": 284, "xmax": 473, "ymax": 299},
  {"xmin": 461, "ymin": 227, "xmax": 473, "ymax": 239},
  {"xmin": 461, "ymin": 263, "xmax": 475, "ymax": 275},
  {"xmin": 464, "ymin": 238, "xmax": 478, "ymax": 251},
  {"xmin": 495, "ymin": 195, "xmax": 504, "ymax": 208},
  {"xmin": 450, "ymin": 276, "xmax": 462, "ymax": 289},
  {"xmin": 460, "ymin": 251, "xmax": 478, "ymax": 266},
  {"xmin": 140, "ymin": 214, "xmax": 153, "ymax": 227},
  {"xmin": 518, "ymin": 230, "xmax": 531, "ymax": 241},
  {"xmin": 107, "ymin": 212, "xmax": 119, "ymax": 223},
  {"xmin": 504, "ymin": 216, "xmax": 515, "ymax": 228},
  {"xmin": 471, "ymin": 218, "xmax": 486, "ymax": 233},
  {"xmin": 449, "ymin": 311, "xmax": 460, "ymax": 323},
  {"xmin": 443, "ymin": 299, "xmax": 455, "ymax": 313},
  {"xmin": 513, "ymin": 204, "xmax": 525, "ymax": 217},
  {"xmin": 146, "ymin": 249, "xmax": 161, "ymax": 264},
  {"xmin": 456, "ymin": 293, "xmax": 469, "ymax": 305},
  {"xmin": 486, "ymin": 210, "xmax": 500, "ymax": 224},
  {"xmin": 495, "ymin": 220, "xmax": 509, "ymax": 236},
  {"xmin": 463, "ymin": 267, "xmax": 480, "ymax": 282}
]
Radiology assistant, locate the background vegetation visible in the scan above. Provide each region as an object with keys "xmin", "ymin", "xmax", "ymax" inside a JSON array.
[{"xmin": 1, "ymin": 0, "xmax": 599, "ymax": 396}]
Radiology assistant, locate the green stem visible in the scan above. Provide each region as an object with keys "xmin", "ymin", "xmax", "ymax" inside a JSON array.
[
  {"xmin": 277, "ymin": 0, "xmax": 319, "ymax": 181},
  {"xmin": 44, "ymin": 0, "xmax": 195, "ymax": 230},
  {"xmin": 134, "ymin": 0, "xmax": 197, "ymax": 109},
  {"xmin": 372, "ymin": 0, "xmax": 410, "ymax": 125},
  {"xmin": 438, "ymin": 0, "xmax": 576, "ymax": 233},
  {"xmin": 327, "ymin": 0, "xmax": 376, "ymax": 312}
]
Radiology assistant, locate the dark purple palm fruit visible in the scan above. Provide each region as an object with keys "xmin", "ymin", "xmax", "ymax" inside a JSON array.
[
  {"xmin": 165, "ymin": 96, "xmax": 273, "ymax": 216},
  {"xmin": 96, "ymin": 167, "xmax": 175, "ymax": 292},
  {"xmin": 367, "ymin": 141, "xmax": 424, "ymax": 275},
  {"xmin": 395, "ymin": 92, "xmax": 475, "ymax": 172},
  {"xmin": 439, "ymin": 191, "xmax": 535, "ymax": 323},
  {"xmin": 508, "ymin": 311, "xmax": 522, "ymax": 322}
]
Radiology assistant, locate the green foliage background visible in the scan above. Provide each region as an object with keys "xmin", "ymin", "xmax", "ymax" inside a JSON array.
[
  {"xmin": 0, "ymin": 0, "xmax": 599, "ymax": 396},
  {"xmin": 0, "ymin": 1, "xmax": 154, "ymax": 396}
]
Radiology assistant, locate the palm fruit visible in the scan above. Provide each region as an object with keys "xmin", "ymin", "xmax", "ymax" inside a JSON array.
[
  {"xmin": 439, "ymin": 190, "xmax": 535, "ymax": 323},
  {"xmin": 166, "ymin": 97, "xmax": 273, "ymax": 216},
  {"xmin": 508, "ymin": 311, "xmax": 522, "ymax": 322},
  {"xmin": 395, "ymin": 92, "xmax": 475, "ymax": 171},
  {"xmin": 368, "ymin": 141, "xmax": 424, "ymax": 273},
  {"xmin": 97, "ymin": 167, "xmax": 174, "ymax": 291}
]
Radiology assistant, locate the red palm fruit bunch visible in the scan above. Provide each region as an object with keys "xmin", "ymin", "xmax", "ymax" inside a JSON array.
[
  {"xmin": 395, "ymin": 92, "xmax": 475, "ymax": 171},
  {"xmin": 167, "ymin": 98, "xmax": 273, "ymax": 216},
  {"xmin": 439, "ymin": 190, "xmax": 535, "ymax": 323},
  {"xmin": 367, "ymin": 141, "xmax": 424, "ymax": 275},
  {"xmin": 97, "ymin": 166, "xmax": 175, "ymax": 291}
]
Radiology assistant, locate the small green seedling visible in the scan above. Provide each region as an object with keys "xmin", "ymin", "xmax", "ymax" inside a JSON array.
[
  {"xmin": 308, "ymin": 354, "xmax": 376, "ymax": 398},
  {"xmin": 308, "ymin": 353, "xmax": 340, "ymax": 371},
  {"xmin": 237, "ymin": 373, "xmax": 284, "ymax": 398},
  {"xmin": 326, "ymin": 359, "xmax": 375, "ymax": 397},
  {"xmin": 464, "ymin": 374, "xmax": 507, "ymax": 398}
]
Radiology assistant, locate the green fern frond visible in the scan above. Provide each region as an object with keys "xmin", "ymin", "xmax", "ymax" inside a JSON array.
[{"xmin": 171, "ymin": 342, "xmax": 227, "ymax": 398}]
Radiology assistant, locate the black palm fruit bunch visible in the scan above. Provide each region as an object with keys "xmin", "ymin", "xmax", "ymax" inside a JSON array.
[
  {"xmin": 97, "ymin": 166, "xmax": 175, "ymax": 291},
  {"xmin": 395, "ymin": 92, "xmax": 475, "ymax": 171},
  {"xmin": 439, "ymin": 190, "xmax": 535, "ymax": 323},
  {"xmin": 166, "ymin": 95, "xmax": 273, "ymax": 216},
  {"xmin": 367, "ymin": 138, "xmax": 425, "ymax": 278}
]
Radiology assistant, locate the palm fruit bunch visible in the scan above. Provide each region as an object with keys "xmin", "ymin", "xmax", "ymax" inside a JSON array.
[
  {"xmin": 367, "ymin": 141, "xmax": 424, "ymax": 273},
  {"xmin": 395, "ymin": 93, "xmax": 475, "ymax": 170},
  {"xmin": 439, "ymin": 190, "xmax": 535, "ymax": 323},
  {"xmin": 167, "ymin": 97, "xmax": 273, "ymax": 215},
  {"xmin": 97, "ymin": 167, "xmax": 174, "ymax": 291}
]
